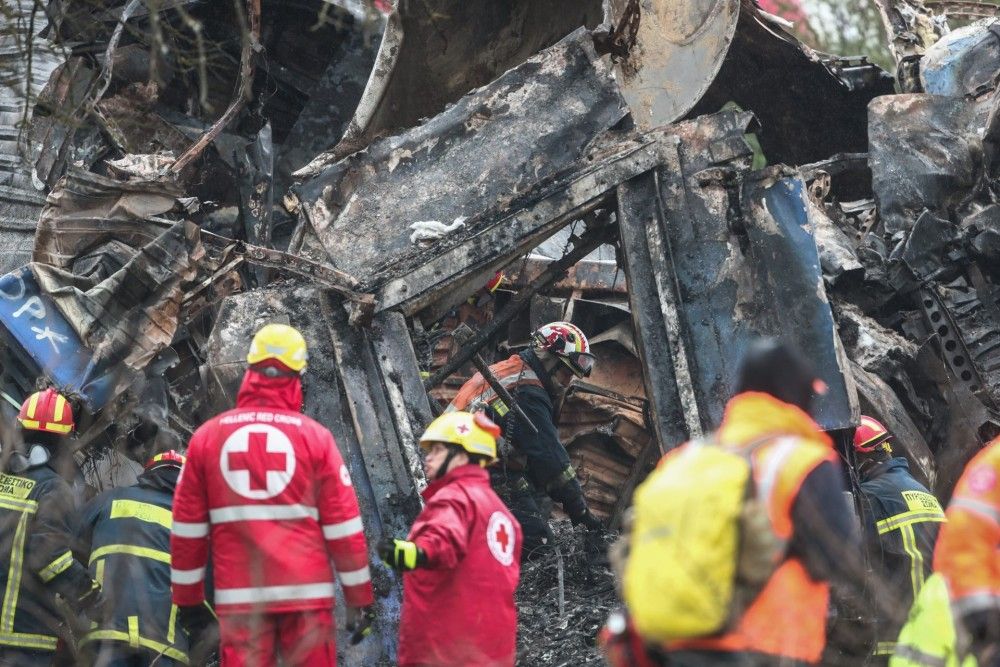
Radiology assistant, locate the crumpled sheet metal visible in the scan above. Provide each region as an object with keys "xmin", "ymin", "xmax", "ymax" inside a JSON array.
[
  {"xmin": 30, "ymin": 171, "xmax": 203, "ymax": 371},
  {"xmin": 868, "ymin": 94, "xmax": 985, "ymax": 236},
  {"xmin": 294, "ymin": 28, "xmax": 626, "ymax": 289},
  {"xmin": 921, "ymin": 19, "xmax": 1000, "ymax": 96}
]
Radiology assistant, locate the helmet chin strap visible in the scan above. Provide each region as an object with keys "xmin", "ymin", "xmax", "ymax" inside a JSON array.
[{"xmin": 435, "ymin": 446, "xmax": 461, "ymax": 481}]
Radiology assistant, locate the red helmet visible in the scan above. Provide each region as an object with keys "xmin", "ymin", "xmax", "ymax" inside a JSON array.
[
  {"xmin": 144, "ymin": 450, "xmax": 187, "ymax": 472},
  {"xmin": 532, "ymin": 321, "xmax": 596, "ymax": 378},
  {"xmin": 17, "ymin": 388, "xmax": 74, "ymax": 435},
  {"xmin": 854, "ymin": 416, "xmax": 892, "ymax": 454}
]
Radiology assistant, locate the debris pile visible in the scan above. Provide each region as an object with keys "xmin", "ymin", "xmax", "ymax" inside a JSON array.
[{"xmin": 2, "ymin": 0, "xmax": 1000, "ymax": 661}]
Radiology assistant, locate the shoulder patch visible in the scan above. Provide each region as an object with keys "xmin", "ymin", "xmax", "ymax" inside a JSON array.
[
  {"xmin": 486, "ymin": 511, "xmax": 516, "ymax": 566},
  {"xmin": 967, "ymin": 465, "xmax": 998, "ymax": 495},
  {"xmin": 340, "ymin": 464, "xmax": 352, "ymax": 487}
]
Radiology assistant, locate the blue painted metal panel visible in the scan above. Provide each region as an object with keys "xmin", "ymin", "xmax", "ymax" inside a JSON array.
[{"xmin": 0, "ymin": 267, "xmax": 116, "ymax": 410}]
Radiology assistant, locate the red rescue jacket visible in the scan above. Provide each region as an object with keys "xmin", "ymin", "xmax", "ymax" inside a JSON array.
[
  {"xmin": 170, "ymin": 369, "xmax": 374, "ymax": 614},
  {"xmin": 398, "ymin": 465, "xmax": 522, "ymax": 666}
]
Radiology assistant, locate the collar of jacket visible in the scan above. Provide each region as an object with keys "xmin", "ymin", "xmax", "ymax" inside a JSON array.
[
  {"xmin": 235, "ymin": 367, "xmax": 303, "ymax": 412},
  {"xmin": 520, "ymin": 348, "xmax": 558, "ymax": 399},
  {"xmin": 138, "ymin": 466, "xmax": 181, "ymax": 494},
  {"xmin": 861, "ymin": 456, "xmax": 909, "ymax": 483},
  {"xmin": 716, "ymin": 391, "xmax": 833, "ymax": 450},
  {"xmin": 422, "ymin": 464, "xmax": 489, "ymax": 501}
]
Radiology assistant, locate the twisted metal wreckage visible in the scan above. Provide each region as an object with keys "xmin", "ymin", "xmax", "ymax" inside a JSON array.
[{"xmin": 4, "ymin": 0, "xmax": 1000, "ymax": 660}]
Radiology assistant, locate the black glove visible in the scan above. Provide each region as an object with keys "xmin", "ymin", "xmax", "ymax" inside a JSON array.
[
  {"xmin": 76, "ymin": 581, "xmax": 111, "ymax": 622},
  {"xmin": 346, "ymin": 605, "xmax": 377, "ymax": 645},
  {"xmin": 573, "ymin": 509, "xmax": 605, "ymax": 532},
  {"xmin": 377, "ymin": 537, "xmax": 427, "ymax": 571}
]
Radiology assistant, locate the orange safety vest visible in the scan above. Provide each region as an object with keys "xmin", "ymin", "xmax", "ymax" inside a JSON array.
[
  {"xmin": 671, "ymin": 392, "xmax": 838, "ymax": 664},
  {"xmin": 447, "ymin": 354, "xmax": 544, "ymax": 418},
  {"xmin": 934, "ymin": 437, "xmax": 1000, "ymax": 617}
]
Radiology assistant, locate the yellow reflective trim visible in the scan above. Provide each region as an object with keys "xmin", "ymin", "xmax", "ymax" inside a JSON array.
[
  {"xmin": 40, "ymin": 422, "xmax": 71, "ymax": 434},
  {"xmin": 874, "ymin": 641, "xmax": 896, "ymax": 656},
  {"xmin": 110, "ymin": 499, "xmax": 173, "ymax": 530},
  {"xmin": 0, "ymin": 498, "xmax": 37, "ymax": 514},
  {"xmin": 95, "ymin": 559, "xmax": 105, "ymax": 586},
  {"xmin": 38, "ymin": 551, "xmax": 73, "ymax": 583},
  {"xmin": 52, "ymin": 395, "xmax": 65, "ymax": 423},
  {"xmin": 876, "ymin": 509, "xmax": 946, "ymax": 535},
  {"xmin": 167, "ymin": 604, "xmax": 178, "ymax": 645},
  {"xmin": 900, "ymin": 524, "xmax": 925, "ymax": 600},
  {"xmin": 0, "ymin": 631, "xmax": 59, "ymax": 651},
  {"xmin": 25, "ymin": 393, "xmax": 39, "ymax": 420},
  {"xmin": 82, "ymin": 630, "xmax": 189, "ymax": 664},
  {"xmin": 127, "ymin": 616, "xmax": 140, "ymax": 648},
  {"xmin": 89, "ymin": 544, "xmax": 171, "ymax": 566},
  {"xmin": 16, "ymin": 420, "xmax": 39, "ymax": 430},
  {"xmin": 1, "ymin": 513, "xmax": 29, "ymax": 633}
]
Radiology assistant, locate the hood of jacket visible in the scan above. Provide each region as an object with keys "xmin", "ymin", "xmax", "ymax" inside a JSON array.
[
  {"xmin": 717, "ymin": 391, "xmax": 833, "ymax": 450},
  {"xmin": 235, "ymin": 367, "xmax": 303, "ymax": 412},
  {"xmin": 138, "ymin": 465, "xmax": 181, "ymax": 494}
]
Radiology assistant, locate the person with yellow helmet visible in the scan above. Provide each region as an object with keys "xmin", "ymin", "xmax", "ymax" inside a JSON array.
[
  {"xmin": 379, "ymin": 411, "xmax": 522, "ymax": 666},
  {"xmin": 171, "ymin": 323, "xmax": 376, "ymax": 666},
  {"xmin": 0, "ymin": 388, "xmax": 107, "ymax": 666}
]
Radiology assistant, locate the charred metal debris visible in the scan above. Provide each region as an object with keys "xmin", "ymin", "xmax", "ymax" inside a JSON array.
[{"xmin": 2, "ymin": 0, "xmax": 1000, "ymax": 661}]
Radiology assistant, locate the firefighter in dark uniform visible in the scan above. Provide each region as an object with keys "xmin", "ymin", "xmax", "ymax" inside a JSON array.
[
  {"xmin": 447, "ymin": 321, "xmax": 602, "ymax": 558},
  {"xmin": 75, "ymin": 449, "xmax": 194, "ymax": 667},
  {"xmin": 0, "ymin": 388, "xmax": 107, "ymax": 666},
  {"xmin": 853, "ymin": 416, "xmax": 946, "ymax": 664}
]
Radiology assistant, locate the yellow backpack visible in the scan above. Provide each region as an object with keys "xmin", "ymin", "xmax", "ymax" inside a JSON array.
[{"xmin": 623, "ymin": 438, "xmax": 783, "ymax": 642}]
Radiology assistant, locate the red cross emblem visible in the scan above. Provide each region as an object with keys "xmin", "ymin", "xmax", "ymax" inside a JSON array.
[
  {"xmin": 486, "ymin": 511, "xmax": 515, "ymax": 565},
  {"xmin": 227, "ymin": 432, "xmax": 288, "ymax": 491},
  {"xmin": 220, "ymin": 424, "xmax": 296, "ymax": 499},
  {"xmin": 456, "ymin": 423, "xmax": 470, "ymax": 434}
]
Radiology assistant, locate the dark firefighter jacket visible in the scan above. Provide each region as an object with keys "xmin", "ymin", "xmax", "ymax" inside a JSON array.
[
  {"xmin": 858, "ymin": 457, "xmax": 945, "ymax": 658},
  {"xmin": 0, "ymin": 458, "xmax": 94, "ymax": 652},
  {"xmin": 75, "ymin": 467, "xmax": 190, "ymax": 663}
]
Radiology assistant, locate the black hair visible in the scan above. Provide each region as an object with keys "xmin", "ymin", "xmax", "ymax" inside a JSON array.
[{"xmin": 734, "ymin": 337, "xmax": 818, "ymax": 414}]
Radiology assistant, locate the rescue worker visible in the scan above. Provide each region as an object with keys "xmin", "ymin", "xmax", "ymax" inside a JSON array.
[
  {"xmin": 447, "ymin": 321, "xmax": 600, "ymax": 557},
  {"xmin": 75, "ymin": 450, "xmax": 192, "ymax": 666},
  {"xmin": 853, "ymin": 416, "xmax": 945, "ymax": 662},
  {"xmin": 0, "ymin": 388, "xmax": 107, "ymax": 666},
  {"xmin": 378, "ymin": 411, "xmax": 521, "ymax": 666},
  {"xmin": 929, "ymin": 435, "xmax": 1000, "ymax": 665},
  {"xmin": 170, "ymin": 323, "xmax": 376, "ymax": 666},
  {"xmin": 890, "ymin": 573, "xmax": 976, "ymax": 667},
  {"xmin": 602, "ymin": 338, "xmax": 866, "ymax": 666}
]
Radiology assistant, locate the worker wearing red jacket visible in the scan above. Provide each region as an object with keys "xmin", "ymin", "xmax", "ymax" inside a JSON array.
[
  {"xmin": 379, "ymin": 411, "xmax": 522, "ymax": 666},
  {"xmin": 170, "ymin": 323, "xmax": 376, "ymax": 666}
]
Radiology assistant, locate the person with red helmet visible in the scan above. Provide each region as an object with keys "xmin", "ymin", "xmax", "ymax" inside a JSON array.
[
  {"xmin": 853, "ymin": 415, "xmax": 945, "ymax": 664},
  {"xmin": 0, "ymin": 388, "xmax": 107, "ymax": 666},
  {"xmin": 76, "ymin": 449, "xmax": 196, "ymax": 666},
  {"xmin": 446, "ymin": 321, "xmax": 601, "ymax": 559},
  {"xmin": 170, "ymin": 323, "xmax": 376, "ymax": 666}
]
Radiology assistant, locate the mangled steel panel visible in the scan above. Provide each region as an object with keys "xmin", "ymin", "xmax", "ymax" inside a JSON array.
[
  {"xmin": 921, "ymin": 19, "xmax": 1000, "ymax": 96},
  {"xmin": 329, "ymin": 0, "xmax": 604, "ymax": 157},
  {"xmin": 293, "ymin": 28, "xmax": 626, "ymax": 292},
  {"xmin": 869, "ymin": 94, "xmax": 984, "ymax": 236},
  {"xmin": 687, "ymin": 3, "xmax": 893, "ymax": 167},
  {"xmin": 609, "ymin": 0, "xmax": 740, "ymax": 129},
  {"xmin": 0, "ymin": 267, "xmax": 122, "ymax": 410},
  {"xmin": 620, "ymin": 110, "xmax": 856, "ymax": 443}
]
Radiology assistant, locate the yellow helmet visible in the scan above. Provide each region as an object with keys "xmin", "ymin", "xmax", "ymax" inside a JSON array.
[
  {"xmin": 419, "ymin": 411, "xmax": 501, "ymax": 464},
  {"xmin": 246, "ymin": 324, "xmax": 308, "ymax": 373}
]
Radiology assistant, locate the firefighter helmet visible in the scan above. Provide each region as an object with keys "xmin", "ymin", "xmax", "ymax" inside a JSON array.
[
  {"xmin": 854, "ymin": 415, "xmax": 893, "ymax": 454},
  {"xmin": 532, "ymin": 321, "xmax": 596, "ymax": 378},
  {"xmin": 144, "ymin": 449, "xmax": 186, "ymax": 472},
  {"xmin": 419, "ymin": 411, "xmax": 500, "ymax": 463},
  {"xmin": 246, "ymin": 323, "xmax": 308, "ymax": 373},
  {"xmin": 17, "ymin": 388, "xmax": 74, "ymax": 435}
]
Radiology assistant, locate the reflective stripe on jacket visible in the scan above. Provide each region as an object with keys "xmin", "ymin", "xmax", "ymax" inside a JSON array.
[
  {"xmin": 0, "ymin": 463, "xmax": 94, "ymax": 652},
  {"xmin": 171, "ymin": 369, "xmax": 374, "ymax": 615},
  {"xmin": 76, "ymin": 468, "xmax": 189, "ymax": 663},
  {"xmin": 889, "ymin": 573, "xmax": 977, "ymax": 667},
  {"xmin": 860, "ymin": 457, "xmax": 945, "ymax": 652},
  {"xmin": 934, "ymin": 438, "xmax": 1000, "ymax": 617},
  {"xmin": 447, "ymin": 353, "xmax": 543, "ymax": 416},
  {"xmin": 670, "ymin": 392, "xmax": 839, "ymax": 664}
]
